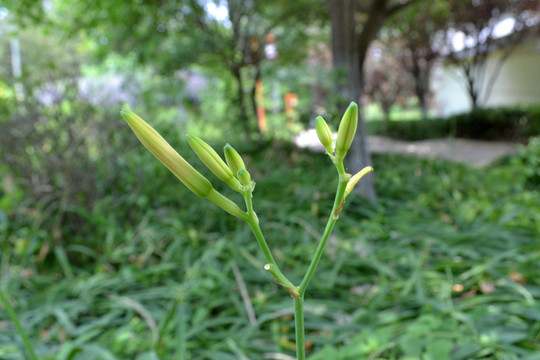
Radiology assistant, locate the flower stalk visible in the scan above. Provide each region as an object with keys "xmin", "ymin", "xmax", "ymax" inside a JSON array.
[{"xmin": 121, "ymin": 101, "xmax": 372, "ymax": 360}]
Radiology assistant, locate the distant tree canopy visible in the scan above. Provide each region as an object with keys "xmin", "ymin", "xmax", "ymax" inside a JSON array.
[
  {"xmin": 4, "ymin": 0, "xmax": 538, "ymax": 201},
  {"xmin": 45, "ymin": 0, "xmax": 327, "ymax": 138},
  {"xmin": 0, "ymin": 0, "xmax": 44, "ymax": 26}
]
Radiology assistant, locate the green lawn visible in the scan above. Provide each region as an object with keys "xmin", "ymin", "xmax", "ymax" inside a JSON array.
[{"xmin": 1, "ymin": 141, "xmax": 539, "ymax": 359}]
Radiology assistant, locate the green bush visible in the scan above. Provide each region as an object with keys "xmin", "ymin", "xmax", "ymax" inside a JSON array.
[
  {"xmin": 0, "ymin": 91, "xmax": 144, "ymax": 265},
  {"xmin": 514, "ymin": 135, "xmax": 540, "ymax": 188},
  {"xmin": 367, "ymin": 105, "xmax": 540, "ymax": 142},
  {"xmin": 367, "ymin": 117, "xmax": 449, "ymax": 141}
]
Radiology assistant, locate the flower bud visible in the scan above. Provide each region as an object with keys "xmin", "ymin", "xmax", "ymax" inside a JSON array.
[
  {"xmin": 345, "ymin": 166, "xmax": 374, "ymax": 196},
  {"xmin": 335, "ymin": 102, "xmax": 358, "ymax": 160},
  {"xmin": 315, "ymin": 116, "xmax": 334, "ymax": 154},
  {"xmin": 121, "ymin": 109, "xmax": 212, "ymax": 197},
  {"xmin": 237, "ymin": 169, "xmax": 252, "ymax": 187},
  {"xmin": 224, "ymin": 144, "xmax": 246, "ymax": 177},
  {"xmin": 187, "ymin": 135, "xmax": 242, "ymax": 191}
]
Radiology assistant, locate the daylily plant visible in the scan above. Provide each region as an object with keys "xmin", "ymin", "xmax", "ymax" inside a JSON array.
[{"xmin": 121, "ymin": 102, "xmax": 373, "ymax": 359}]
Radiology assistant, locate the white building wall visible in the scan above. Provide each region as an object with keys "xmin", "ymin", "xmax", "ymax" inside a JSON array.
[
  {"xmin": 431, "ymin": 62, "xmax": 472, "ymax": 117},
  {"xmin": 486, "ymin": 39, "xmax": 540, "ymax": 106},
  {"xmin": 431, "ymin": 36, "xmax": 540, "ymax": 117}
]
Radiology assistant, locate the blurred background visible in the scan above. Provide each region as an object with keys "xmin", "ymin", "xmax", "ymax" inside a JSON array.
[{"xmin": 1, "ymin": 0, "xmax": 540, "ymax": 359}]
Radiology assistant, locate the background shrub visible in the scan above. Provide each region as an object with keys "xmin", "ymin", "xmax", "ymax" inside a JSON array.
[
  {"xmin": 367, "ymin": 105, "xmax": 540, "ymax": 142},
  {"xmin": 514, "ymin": 135, "xmax": 540, "ymax": 188}
]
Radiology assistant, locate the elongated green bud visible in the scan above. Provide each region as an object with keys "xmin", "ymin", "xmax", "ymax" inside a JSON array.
[
  {"xmin": 345, "ymin": 166, "xmax": 374, "ymax": 196},
  {"xmin": 121, "ymin": 109, "xmax": 212, "ymax": 198},
  {"xmin": 237, "ymin": 169, "xmax": 252, "ymax": 187},
  {"xmin": 315, "ymin": 116, "xmax": 334, "ymax": 154},
  {"xmin": 224, "ymin": 144, "xmax": 246, "ymax": 176},
  {"xmin": 187, "ymin": 135, "xmax": 242, "ymax": 191},
  {"xmin": 335, "ymin": 102, "xmax": 358, "ymax": 159}
]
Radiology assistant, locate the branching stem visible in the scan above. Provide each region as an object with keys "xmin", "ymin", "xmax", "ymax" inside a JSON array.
[
  {"xmin": 290, "ymin": 159, "xmax": 349, "ymax": 359},
  {"xmin": 244, "ymin": 148, "xmax": 354, "ymax": 360}
]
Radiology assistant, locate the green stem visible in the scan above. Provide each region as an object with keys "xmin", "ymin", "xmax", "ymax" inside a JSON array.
[
  {"xmin": 245, "ymin": 158, "xmax": 349, "ymax": 359},
  {"xmin": 245, "ymin": 194, "xmax": 276, "ymax": 266},
  {"xmin": 299, "ymin": 178, "xmax": 347, "ymax": 295},
  {"xmin": 246, "ymin": 218, "xmax": 276, "ymax": 265},
  {"xmin": 244, "ymin": 191, "xmax": 298, "ymax": 297},
  {"xmin": 294, "ymin": 297, "xmax": 305, "ymax": 360},
  {"xmin": 0, "ymin": 288, "xmax": 38, "ymax": 360},
  {"xmin": 293, "ymin": 160, "xmax": 349, "ymax": 359},
  {"xmin": 335, "ymin": 158, "xmax": 346, "ymax": 175}
]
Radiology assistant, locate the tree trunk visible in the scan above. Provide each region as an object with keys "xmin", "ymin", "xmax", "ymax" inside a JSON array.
[
  {"xmin": 250, "ymin": 64, "xmax": 263, "ymax": 143},
  {"xmin": 418, "ymin": 91, "xmax": 428, "ymax": 119},
  {"xmin": 463, "ymin": 64, "xmax": 479, "ymax": 109},
  {"xmin": 410, "ymin": 47, "xmax": 429, "ymax": 119},
  {"xmin": 329, "ymin": 0, "xmax": 417, "ymax": 200},
  {"xmin": 329, "ymin": 0, "xmax": 376, "ymax": 200},
  {"xmin": 329, "ymin": 0, "xmax": 361, "ymax": 105},
  {"xmin": 414, "ymin": 76, "xmax": 428, "ymax": 119},
  {"xmin": 232, "ymin": 66, "xmax": 251, "ymax": 139},
  {"xmin": 382, "ymin": 102, "xmax": 392, "ymax": 122}
]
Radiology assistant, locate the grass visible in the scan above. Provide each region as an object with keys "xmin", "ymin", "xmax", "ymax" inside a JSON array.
[{"xmin": 1, "ymin": 141, "xmax": 539, "ymax": 359}]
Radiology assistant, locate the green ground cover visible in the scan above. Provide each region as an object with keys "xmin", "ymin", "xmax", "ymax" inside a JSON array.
[{"xmin": 1, "ymin": 138, "xmax": 539, "ymax": 359}]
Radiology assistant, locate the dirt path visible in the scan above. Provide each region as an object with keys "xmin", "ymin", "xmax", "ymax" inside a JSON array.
[{"xmin": 294, "ymin": 130, "xmax": 519, "ymax": 167}]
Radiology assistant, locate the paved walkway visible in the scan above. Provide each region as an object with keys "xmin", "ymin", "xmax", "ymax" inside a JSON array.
[{"xmin": 294, "ymin": 129, "xmax": 519, "ymax": 167}]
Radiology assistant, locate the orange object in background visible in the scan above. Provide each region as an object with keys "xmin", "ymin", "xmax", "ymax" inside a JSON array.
[
  {"xmin": 255, "ymin": 80, "xmax": 266, "ymax": 132},
  {"xmin": 284, "ymin": 93, "xmax": 298, "ymax": 125}
]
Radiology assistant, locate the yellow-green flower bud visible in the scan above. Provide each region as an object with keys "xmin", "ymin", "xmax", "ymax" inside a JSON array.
[
  {"xmin": 187, "ymin": 135, "xmax": 242, "ymax": 191},
  {"xmin": 121, "ymin": 109, "xmax": 212, "ymax": 198},
  {"xmin": 237, "ymin": 169, "xmax": 251, "ymax": 187},
  {"xmin": 345, "ymin": 166, "xmax": 374, "ymax": 196},
  {"xmin": 315, "ymin": 116, "xmax": 334, "ymax": 154},
  {"xmin": 335, "ymin": 102, "xmax": 358, "ymax": 160},
  {"xmin": 224, "ymin": 144, "xmax": 246, "ymax": 177}
]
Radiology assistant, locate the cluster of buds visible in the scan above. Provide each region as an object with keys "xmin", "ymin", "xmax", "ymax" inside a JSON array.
[
  {"xmin": 121, "ymin": 103, "xmax": 373, "ymax": 301},
  {"xmin": 315, "ymin": 102, "xmax": 373, "ymax": 195},
  {"xmin": 121, "ymin": 109, "xmax": 253, "ymax": 220},
  {"xmin": 121, "ymin": 102, "xmax": 372, "ymax": 221}
]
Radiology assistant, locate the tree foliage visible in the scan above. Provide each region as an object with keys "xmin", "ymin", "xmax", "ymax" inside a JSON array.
[
  {"xmin": 0, "ymin": 0, "xmax": 44, "ymax": 27},
  {"xmin": 48, "ymin": 0, "xmax": 326, "ymax": 137}
]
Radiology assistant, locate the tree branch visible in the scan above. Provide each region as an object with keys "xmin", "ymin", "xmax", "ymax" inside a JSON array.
[{"xmin": 353, "ymin": 0, "xmax": 371, "ymax": 13}]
